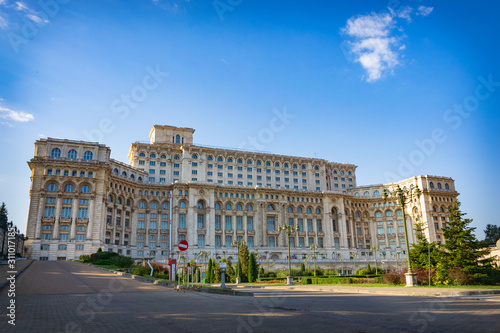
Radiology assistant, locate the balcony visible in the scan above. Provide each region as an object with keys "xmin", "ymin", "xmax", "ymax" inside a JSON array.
[
  {"xmin": 247, "ymin": 230, "xmax": 255, "ymax": 236},
  {"xmin": 317, "ymin": 231, "xmax": 324, "ymax": 237},
  {"xmin": 236, "ymin": 229, "xmax": 245, "ymax": 235},
  {"xmin": 42, "ymin": 216, "xmax": 55, "ymax": 223},
  {"xmin": 307, "ymin": 231, "xmax": 316, "ymax": 236},
  {"xmin": 106, "ymin": 223, "xmax": 113, "ymax": 230},
  {"xmin": 76, "ymin": 217, "xmax": 89, "ymax": 224},
  {"xmin": 215, "ymin": 229, "xmax": 222, "ymax": 234},
  {"xmin": 148, "ymin": 229, "xmax": 158, "ymax": 234},
  {"xmin": 267, "ymin": 229, "xmax": 279, "ymax": 236},
  {"xmin": 59, "ymin": 217, "xmax": 72, "ymax": 223},
  {"xmin": 178, "ymin": 228, "xmax": 187, "ymax": 234},
  {"xmin": 197, "ymin": 228, "xmax": 206, "ymax": 234},
  {"xmin": 224, "ymin": 229, "xmax": 234, "ymax": 235},
  {"xmin": 116, "ymin": 225, "xmax": 123, "ymax": 231},
  {"xmin": 160, "ymin": 229, "xmax": 169, "ymax": 235},
  {"xmin": 137, "ymin": 228, "xmax": 146, "ymax": 234},
  {"xmin": 298, "ymin": 231, "xmax": 306, "ymax": 237}
]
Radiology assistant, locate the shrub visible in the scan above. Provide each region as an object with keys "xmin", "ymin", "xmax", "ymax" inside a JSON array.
[
  {"xmin": 303, "ymin": 278, "xmax": 312, "ymax": 284},
  {"xmin": 132, "ymin": 265, "xmax": 151, "ymax": 277},
  {"xmin": 383, "ymin": 272, "xmax": 404, "ymax": 285},
  {"xmin": 97, "ymin": 247, "xmax": 102, "ymax": 253},
  {"xmin": 112, "ymin": 255, "xmax": 134, "ymax": 268},
  {"xmin": 448, "ymin": 267, "xmax": 472, "ymax": 286},
  {"xmin": 79, "ymin": 255, "xmax": 92, "ymax": 263}
]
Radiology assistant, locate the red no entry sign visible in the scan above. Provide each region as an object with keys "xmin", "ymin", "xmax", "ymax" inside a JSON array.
[{"xmin": 178, "ymin": 240, "xmax": 188, "ymax": 251}]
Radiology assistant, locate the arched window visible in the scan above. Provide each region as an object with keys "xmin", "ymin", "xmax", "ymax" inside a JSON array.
[
  {"xmin": 121, "ymin": 171, "xmax": 127, "ymax": 177},
  {"xmin": 113, "ymin": 169, "xmax": 118, "ymax": 175},
  {"xmin": 307, "ymin": 207, "xmax": 312, "ymax": 214},
  {"xmin": 236, "ymin": 204, "xmax": 242, "ymax": 211},
  {"xmin": 139, "ymin": 201, "xmax": 146, "ymax": 208},
  {"xmin": 275, "ymin": 162, "xmax": 280, "ymax": 167},
  {"xmin": 215, "ymin": 203, "xmax": 221, "ymax": 210},
  {"xmin": 429, "ymin": 182, "xmax": 434, "ymax": 189},
  {"xmin": 373, "ymin": 190, "xmax": 380, "ymax": 197},
  {"xmin": 197, "ymin": 201, "xmax": 205, "ymax": 209},
  {"xmin": 256, "ymin": 160, "xmax": 262, "ymax": 165},
  {"xmin": 80, "ymin": 185, "xmax": 90, "ymax": 193},
  {"xmin": 175, "ymin": 135, "xmax": 181, "ymax": 143},
  {"xmin": 138, "ymin": 177, "xmax": 142, "ymax": 181},
  {"xmin": 437, "ymin": 183, "xmax": 442, "ymax": 190},
  {"xmin": 375, "ymin": 212, "xmax": 383, "ymax": 218},
  {"xmin": 192, "ymin": 154, "xmax": 198, "ymax": 159},
  {"xmin": 51, "ymin": 148, "xmax": 61, "ymax": 158},
  {"xmin": 396, "ymin": 210, "xmax": 402, "ymax": 216},
  {"xmin": 225, "ymin": 203, "xmax": 232, "ymax": 210},
  {"xmin": 127, "ymin": 199, "xmax": 131, "ymax": 206},
  {"xmin": 130, "ymin": 174, "xmax": 135, "ymax": 180},
  {"xmin": 440, "ymin": 207, "xmax": 444, "ymax": 212},
  {"xmin": 284, "ymin": 163, "xmax": 289, "ymax": 168},
  {"xmin": 117, "ymin": 197, "xmax": 122, "ymax": 204},
  {"xmin": 83, "ymin": 151, "xmax": 93, "ymax": 160},
  {"xmin": 179, "ymin": 201, "xmax": 187, "ymax": 208},
  {"xmin": 228, "ymin": 158, "xmax": 233, "ymax": 163},
  {"xmin": 47, "ymin": 183, "xmax": 57, "ymax": 191},
  {"xmin": 246, "ymin": 204, "xmax": 253, "ymax": 211},
  {"xmin": 432, "ymin": 206, "xmax": 437, "ymax": 212},
  {"xmin": 237, "ymin": 159, "xmax": 242, "ymax": 164},
  {"xmin": 355, "ymin": 212, "xmax": 360, "ymax": 218},
  {"xmin": 445, "ymin": 183, "xmax": 449, "ymax": 190},
  {"xmin": 67, "ymin": 149, "xmax": 77, "ymax": 159},
  {"xmin": 150, "ymin": 153, "xmax": 156, "ymax": 158},
  {"xmin": 386, "ymin": 211, "xmax": 393, "ymax": 217},
  {"xmin": 217, "ymin": 156, "xmax": 223, "ymax": 162},
  {"xmin": 174, "ymin": 155, "xmax": 180, "ymax": 160},
  {"xmin": 287, "ymin": 206, "xmax": 293, "ymax": 213},
  {"xmin": 267, "ymin": 204, "xmax": 275, "ymax": 211},
  {"xmin": 297, "ymin": 207, "xmax": 303, "ymax": 213},
  {"xmin": 64, "ymin": 184, "xmax": 74, "ymax": 192},
  {"xmin": 161, "ymin": 154, "xmax": 166, "ymax": 159},
  {"xmin": 247, "ymin": 159, "xmax": 252, "ymax": 165},
  {"xmin": 151, "ymin": 202, "xmax": 158, "ymax": 209},
  {"xmin": 354, "ymin": 192, "xmax": 360, "ymax": 197},
  {"xmin": 139, "ymin": 152, "xmax": 145, "ymax": 157},
  {"xmin": 108, "ymin": 195, "xmax": 113, "ymax": 202},
  {"xmin": 363, "ymin": 191, "xmax": 370, "ymax": 197},
  {"xmin": 331, "ymin": 208, "xmax": 337, "ymax": 214},
  {"xmin": 162, "ymin": 202, "xmax": 169, "ymax": 209}
]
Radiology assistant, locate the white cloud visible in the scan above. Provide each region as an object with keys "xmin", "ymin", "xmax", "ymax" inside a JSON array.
[
  {"xmin": 0, "ymin": 14, "xmax": 7, "ymax": 29},
  {"xmin": 341, "ymin": 5, "xmax": 433, "ymax": 82},
  {"xmin": 26, "ymin": 13, "xmax": 48, "ymax": 24},
  {"xmin": 1, "ymin": 121, "xmax": 14, "ymax": 128},
  {"xmin": 0, "ymin": 105, "xmax": 35, "ymax": 122},
  {"xmin": 418, "ymin": 6, "xmax": 434, "ymax": 16}
]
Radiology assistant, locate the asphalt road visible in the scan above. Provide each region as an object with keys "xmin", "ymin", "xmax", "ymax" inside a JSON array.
[{"xmin": 1, "ymin": 261, "xmax": 499, "ymax": 333}]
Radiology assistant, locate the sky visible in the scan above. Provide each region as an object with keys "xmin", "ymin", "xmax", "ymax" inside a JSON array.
[{"xmin": 0, "ymin": 0, "xmax": 499, "ymax": 238}]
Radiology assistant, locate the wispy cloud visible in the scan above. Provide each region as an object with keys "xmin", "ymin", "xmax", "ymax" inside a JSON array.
[
  {"xmin": 0, "ymin": 104, "xmax": 35, "ymax": 125},
  {"xmin": 341, "ymin": 6, "xmax": 433, "ymax": 82},
  {"xmin": 417, "ymin": 6, "xmax": 434, "ymax": 16},
  {"xmin": 9, "ymin": 1, "xmax": 49, "ymax": 25}
]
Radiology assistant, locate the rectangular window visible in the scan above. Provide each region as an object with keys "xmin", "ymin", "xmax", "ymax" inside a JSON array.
[
  {"xmin": 289, "ymin": 237, "xmax": 295, "ymax": 248},
  {"xmin": 307, "ymin": 219, "xmax": 313, "ymax": 232},
  {"xmin": 377, "ymin": 227, "xmax": 384, "ymax": 234},
  {"xmin": 215, "ymin": 215, "xmax": 221, "ymax": 229},
  {"xmin": 225, "ymin": 216, "xmax": 232, "ymax": 230},
  {"xmin": 398, "ymin": 226, "xmax": 404, "ymax": 233},
  {"xmin": 161, "ymin": 221, "xmax": 169, "ymax": 230},
  {"xmin": 197, "ymin": 234, "xmax": 205, "ymax": 247},
  {"xmin": 247, "ymin": 216, "xmax": 253, "ymax": 230},
  {"xmin": 44, "ymin": 206, "xmax": 55, "ymax": 217},
  {"xmin": 334, "ymin": 237, "xmax": 340, "ymax": 248},
  {"xmin": 76, "ymin": 226, "xmax": 86, "ymax": 231},
  {"xmin": 318, "ymin": 238, "xmax": 324, "ymax": 248},
  {"xmin": 225, "ymin": 235, "xmax": 232, "ymax": 247},
  {"xmin": 267, "ymin": 216, "xmax": 275, "ymax": 231},
  {"xmin": 178, "ymin": 214, "xmax": 186, "ymax": 228},
  {"xmin": 215, "ymin": 235, "xmax": 221, "ymax": 247},
  {"xmin": 139, "ymin": 161, "xmax": 145, "ymax": 165},
  {"xmin": 161, "ymin": 242, "xmax": 168, "ymax": 249},
  {"xmin": 247, "ymin": 236, "xmax": 254, "ymax": 248},
  {"xmin": 41, "ymin": 244, "xmax": 50, "ymax": 250},
  {"xmin": 75, "ymin": 234, "xmax": 86, "ymax": 241},
  {"xmin": 387, "ymin": 227, "xmax": 394, "ymax": 234},
  {"xmin": 137, "ymin": 242, "xmax": 144, "ymax": 249},
  {"xmin": 236, "ymin": 216, "xmax": 243, "ymax": 230},
  {"xmin": 308, "ymin": 237, "xmax": 314, "ymax": 246},
  {"xmin": 78, "ymin": 208, "xmax": 88, "ymax": 218},
  {"xmin": 75, "ymin": 245, "xmax": 84, "ymax": 251},
  {"xmin": 58, "ymin": 244, "xmax": 67, "ymax": 250},
  {"xmin": 42, "ymin": 233, "xmax": 52, "ymax": 240},
  {"xmin": 299, "ymin": 237, "xmax": 305, "ymax": 248},
  {"xmin": 298, "ymin": 219, "xmax": 304, "ymax": 231},
  {"xmin": 316, "ymin": 219, "xmax": 322, "ymax": 232},
  {"xmin": 150, "ymin": 221, "xmax": 157, "ymax": 229},
  {"xmin": 138, "ymin": 220, "xmax": 145, "ymax": 229},
  {"xmin": 268, "ymin": 236, "xmax": 276, "ymax": 247},
  {"xmin": 197, "ymin": 214, "xmax": 204, "ymax": 229},
  {"xmin": 149, "ymin": 242, "xmax": 156, "ymax": 248}
]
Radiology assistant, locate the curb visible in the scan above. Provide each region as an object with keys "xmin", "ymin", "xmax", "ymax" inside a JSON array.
[{"xmin": 0, "ymin": 260, "xmax": 34, "ymax": 291}]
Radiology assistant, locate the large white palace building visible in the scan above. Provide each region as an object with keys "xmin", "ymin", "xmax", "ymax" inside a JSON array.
[{"xmin": 25, "ymin": 125, "xmax": 458, "ymax": 265}]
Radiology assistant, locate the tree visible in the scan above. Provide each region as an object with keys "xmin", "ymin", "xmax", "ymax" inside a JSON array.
[
  {"xmin": 437, "ymin": 200, "xmax": 493, "ymax": 285},
  {"xmin": 238, "ymin": 242, "xmax": 250, "ymax": 282},
  {"xmin": 248, "ymin": 252, "xmax": 258, "ymax": 282},
  {"xmin": 0, "ymin": 203, "xmax": 7, "ymax": 230},
  {"xmin": 206, "ymin": 259, "xmax": 213, "ymax": 283},
  {"xmin": 214, "ymin": 258, "xmax": 235, "ymax": 283},
  {"xmin": 409, "ymin": 221, "xmax": 440, "ymax": 270},
  {"xmin": 484, "ymin": 224, "xmax": 500, "ymax": 246},
  {"xmin": 300, "ymin": 262, "xmax": 305, "ymax": 273},
  {"xmin": 196, "ymin": 267, "xmax": 200, "ymax": 283}
]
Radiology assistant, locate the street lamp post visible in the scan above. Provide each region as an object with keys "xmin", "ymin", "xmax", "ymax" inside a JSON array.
[
  {"xmin": 278, "ymin": 223, "xmax": 299, "ymax": 285},
  {"xmin": 352, "ymin": 253, "xmax": 357, "ymax": 274},
  {"xmin": 371, "ymin": 246, "xmax": 379, "ymax": 275},
  {"xmin": 199, "ymin": 251, "xmax": 211, "ymax": 283},
  {"xmin": 231, "ymin": 239, "xmax": 245, "ymax": 284},
  {"xmin": 310, "ymin": 244, "xmax": 318, "ymax": 276},
  {"xmin": 383, "ymin": 185, "xmax": 421, "ymax": 287}
]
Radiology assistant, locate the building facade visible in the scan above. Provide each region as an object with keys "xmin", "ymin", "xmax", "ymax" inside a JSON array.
[{"xmin": 24, "ymin": 125, "xmax": 459, "ymax": 265}]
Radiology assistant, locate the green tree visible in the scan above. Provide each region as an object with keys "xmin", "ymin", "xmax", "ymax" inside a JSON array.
[
  {"xmin": 300, "ymin": 262, "xmax": 305, "ymax": 273},
  {"xmin": 410, "ymin": 221, "xmax": 440, "ymax": 270},
  {"xmin": 248, "ymin": 252, "xmax": 258, "ymax": 282},
  {"xmin": 97, "ymin": 247, "xmax": 102, "ymax": 253},
  {"xmin": 206, "ymin": 259, "xmax": 213, "ymax": 283},
  {"xmin": 437, "ymin": 200, "xmax": 493, "ymax": 285},
  {"xmin": 196, "ymin": 267, "xmax": 200, "ymax": 283},
  {"xmin": 238, "ymin": 242, "xmax": 250, "ymax": 282},
  {"xmin": 0, "ymin": 203, "xmax": 8, "ymax": 230},
  {"xmin": 484, "ymin": 224, "xmax": 500, "ymax": 246},
  {"xmin": 214, "ymin": 258, "xmax": 235, "ymax": 283}
]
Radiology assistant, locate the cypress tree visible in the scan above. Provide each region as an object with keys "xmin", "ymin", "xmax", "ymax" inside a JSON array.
[
  {"xmin": 248, "ymin": 252, "xmax": 258, "ymax": 282},
  {"xmin": 207, "ymin": 259, "xmax": 213, "ymax": 283}
]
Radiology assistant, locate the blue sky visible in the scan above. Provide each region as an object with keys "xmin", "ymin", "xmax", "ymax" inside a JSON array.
[{"xmin": 0, "ymin": 0, "xmax": 499, "ymax": 238}]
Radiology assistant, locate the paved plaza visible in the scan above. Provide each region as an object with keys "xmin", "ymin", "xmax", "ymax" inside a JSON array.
[{"xmin": 1, "ymin": 261, "xmax": 499, "ymax": 332}]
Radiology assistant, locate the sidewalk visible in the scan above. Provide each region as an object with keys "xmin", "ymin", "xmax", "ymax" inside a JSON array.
[
  {"xmin": 230, "ymin": 283, "xmax": 500, "ymax": 297},
  {"xmin": 0, "ymin": 259, "xmax": 33, "ymax": 290}
]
